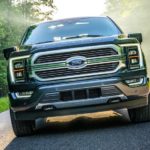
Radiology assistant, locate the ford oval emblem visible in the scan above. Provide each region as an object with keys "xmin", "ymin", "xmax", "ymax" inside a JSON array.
[{"xmin": 66, "ymin": 56, "xmax": 87, "ymax": 69}]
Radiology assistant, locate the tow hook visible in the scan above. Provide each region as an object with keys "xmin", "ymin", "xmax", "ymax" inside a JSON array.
[
  {"xmin": 42, "ymin": 105, "xmax": 55, "ymax": 111},
  {"xmin": 108, "ymin": 98, "xmax": 122, "ymax": 104}
]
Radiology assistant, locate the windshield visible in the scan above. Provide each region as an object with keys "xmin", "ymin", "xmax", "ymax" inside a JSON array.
[{"xmin": 21, "ymin": 17, "xmax": 122, "ymax": 45}]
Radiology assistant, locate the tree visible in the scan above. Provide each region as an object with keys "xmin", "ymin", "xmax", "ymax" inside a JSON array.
[{"xmin": 0, "ymin": 0, "xmax": 56, "ymax": 96}]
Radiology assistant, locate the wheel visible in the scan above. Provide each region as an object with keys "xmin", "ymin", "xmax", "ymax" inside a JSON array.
[
  {"xmin": 128, "ymin": 95, "xmax": 150, "ymax": 123},
  {"xmin": 10, "ymin": 109, "xmax": 35, "ymax": 137}
]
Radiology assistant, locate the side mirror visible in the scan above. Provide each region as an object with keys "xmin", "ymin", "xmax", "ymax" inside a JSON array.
[
  {"xmin": 128, "ymin": 33, "xmax": 143, "ymax": 43},
  {"xmin": 3, "ymin": 47, "xmax": 16, "ymax": 60}
]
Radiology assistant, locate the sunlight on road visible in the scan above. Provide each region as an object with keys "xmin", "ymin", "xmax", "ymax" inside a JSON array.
[
  {"xmin": 46, "ymin": 111, "xmax": 121, "ymax": 123},
  {"xmin": 0, "ymin": 110, "xmax": 122, "ymax": 150}
]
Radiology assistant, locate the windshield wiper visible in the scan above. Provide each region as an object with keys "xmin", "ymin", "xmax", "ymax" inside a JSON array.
[{"xmin": 64, "ymin": 34, "xmax": 103, "ymax": 40}]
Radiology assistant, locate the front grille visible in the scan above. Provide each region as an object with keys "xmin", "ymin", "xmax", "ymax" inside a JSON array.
[
  {"xmin": 35, "ymin": 62, "xmax": 119, "ymax": 79},
  {"xmin": 32, "ymin": 45, "xmax": 122, "ymax": 81},
  {"xmin": 60, "ymin": 86, "xmax": 121, "ymax": 101},
  {"xmin": 34, "ymin": 48, "xmax": 118, "ymax": 64}
]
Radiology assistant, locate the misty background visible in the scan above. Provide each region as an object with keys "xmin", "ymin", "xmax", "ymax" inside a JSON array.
[
  {"xmin": 104, "ymin": 0, "xmax": 150, "ymax": 75},
  {"xmin": 0, "ymin": 0, "xmax": 149, "ymax": 96}
]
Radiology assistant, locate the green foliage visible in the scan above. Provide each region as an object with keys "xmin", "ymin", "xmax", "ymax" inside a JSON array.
[
  {"xmin": 0, "ymin": 97, "xmax": 9, "ymax": 112},
  {"xmin": 0, "ymin": 0, "xmax": 56, "ymax": 96},
  {"xmin": 31, "ymin": 0, "xmax": 56, "ymax": 21}
]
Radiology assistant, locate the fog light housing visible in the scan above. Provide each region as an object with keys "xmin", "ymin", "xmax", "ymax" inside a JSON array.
[
  {"xmin": 15, "ymin": 91, "xmax": 33, "ymax": 99},
  {"xmin": 125, "ymin": 78, "xmax": 144, "ymax": 86}
]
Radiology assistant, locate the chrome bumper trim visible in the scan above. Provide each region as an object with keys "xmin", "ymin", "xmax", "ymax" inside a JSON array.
[{"xmin": 35, "ymin": 94, "xmax": 127, "ymax": 110}]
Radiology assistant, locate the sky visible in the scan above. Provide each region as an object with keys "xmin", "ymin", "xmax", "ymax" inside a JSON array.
[{"xmin": 53, "ymin": 0, "xmax": 107, "ymax": 19}]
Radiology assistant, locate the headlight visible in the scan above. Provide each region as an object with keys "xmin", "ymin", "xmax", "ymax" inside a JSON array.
[
  {"xmin": 128, "ymin": 46, "xmax": 140, "ymax": 69},
  {"xmin": 130, "ymin": 57, "xmax": 139, "ymax": 65},
  {"xmin": 13, "ymin": 60, "xmax": 25, "ymax": 81},
  {"xmin": 9, "ymin": 55, "xmax": 30, "ymax": 83},
  {"xmin": 120, "ymin": 44, "xmax": 143, "ymax": 70},
  {"xmin": 14, "ymin": 60, "xmax": 24, "ymax": 69},
  {"xmin": 14, "ymin": 69, "xmax": 25, "ymax": 81},
  {"xmin": 128, "ymin": 48, "xmax": 138, "ymax": 56}
]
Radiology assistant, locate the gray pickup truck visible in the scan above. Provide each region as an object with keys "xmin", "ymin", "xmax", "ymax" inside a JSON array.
[{"xmin": 3, "ymin": 16, "xmax": 149, "ymax": 136}]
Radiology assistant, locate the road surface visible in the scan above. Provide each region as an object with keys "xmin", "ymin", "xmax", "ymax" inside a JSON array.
[{"xmin": 1, "ymin": 110, "xmax": 150, "ymax": 150}]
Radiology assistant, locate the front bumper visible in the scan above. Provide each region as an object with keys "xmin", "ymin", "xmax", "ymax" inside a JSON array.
[
  {"xmin": 15, "ymin": 97, "xmax": 147, "ymax": 120},
  {"xmin": 9, "ymin": 76, "xmax": 149, "ymax": 120}
]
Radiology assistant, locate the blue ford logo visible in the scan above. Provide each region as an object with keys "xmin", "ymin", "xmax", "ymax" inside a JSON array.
[{"xmin": 66, "ymin": 56, "xmax": 87, "ymax": 69}]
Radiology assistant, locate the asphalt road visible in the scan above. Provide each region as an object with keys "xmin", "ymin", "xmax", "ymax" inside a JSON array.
[{"xmin": 1, "ymin": 110, "xmax": 150, "ymax": 150}]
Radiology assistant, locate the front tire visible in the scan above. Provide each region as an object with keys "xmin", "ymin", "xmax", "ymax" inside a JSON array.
[
  {"xmin": 10, "ymin": 109, "xmax": 35, "ymax": 137},
  {"xmin": 128, "ymin": 95, "xmax": 150, "ymax": 123}
]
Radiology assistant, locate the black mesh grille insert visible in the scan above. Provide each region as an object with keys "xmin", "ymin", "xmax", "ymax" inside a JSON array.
[
  {"xmin": 60, "ymin": 91, "xmax": 72, "ymax": 101},
  {"xmin": 35, "ymin": 62, "xmax": 119, "ymax": 79},
  {"xmin": 35, "ymin": 48, "xmax": 118, "ymax": 64},
  {"xmin": 89, "ymin": 88, "xmax": 101, "ymax": 98},
  {"xmin": 60, "ymin": 88, "xmax": 101, "ymax": 101},
  {"xmin": 74, "ymin": 90, "xmax": 87, "ymax": 100},
  {"xmin": 60, "ymin": 86, "xmax": 121, "ymax": 101}
]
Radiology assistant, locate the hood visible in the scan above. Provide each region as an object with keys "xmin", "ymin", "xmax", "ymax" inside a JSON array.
[{"xmin": 11, "ymin": 35, "xmax": 139, "ymax": 57}]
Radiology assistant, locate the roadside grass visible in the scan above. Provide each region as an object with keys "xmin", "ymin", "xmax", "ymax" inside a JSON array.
[{"xmin": 0, "ymin": 97, "xmax": 9, "ymax": 113}]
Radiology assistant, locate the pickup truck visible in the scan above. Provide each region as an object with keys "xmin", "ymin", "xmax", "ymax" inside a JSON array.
[{"xmin": 3, "ymin": 16, "xmax": 149, "ymax": 136}]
